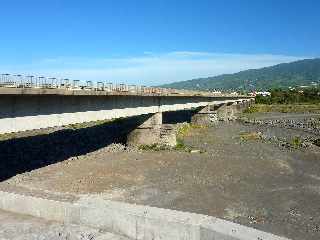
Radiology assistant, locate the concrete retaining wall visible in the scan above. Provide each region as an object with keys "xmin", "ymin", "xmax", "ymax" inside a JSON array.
[{"xmin": 0, "ymin": 190, "xmax": 290, "ymax": 240}]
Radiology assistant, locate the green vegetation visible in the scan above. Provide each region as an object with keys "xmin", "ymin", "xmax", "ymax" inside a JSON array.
[
  {"xmin": 244, "ymin": 104, "xmax": 320, "ymax": 113},
  {"xmin": 291, "ymin": 136, "xmax": 303, "ymax": 149},
  {"xmin": 244, "ymin": 88, "xmax": 320, "ymax": 113},
  {"xmin": 174, "ymin": 123, "xmax": 191, "ymax": 151},
  {"xmin": 176, "ymin": 123, "xmax": 192, "ymax": 137},
  {"xmin": 176, "ymin": 122, "xmax": 204, "ymax": 137},
  {"xmin": 138, "ymin": 143, "xmax": 169, "ymax": 151},
  {"xmin": 173, "ymin": 138, "xmax": 192, "ymax": 152},
  {"xmin": 160, "ymin": 58, "xmax": 320, "ymax": 91},
  {"xmin": 243, "ymin": 105, "xmax": 260, "ymax": 114},
  {"xmin": 138, "ymin": 141, "xmax": 192, "ymax": 152},
  {"xmin": 256, "ymin": 88, "xmax": 320, "ymax": 105},
  {"xmin": 173, "ymin": 123, "xmax": 205, "ymax": 152}
]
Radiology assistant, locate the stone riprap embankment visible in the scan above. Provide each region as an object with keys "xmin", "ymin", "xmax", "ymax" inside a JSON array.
[
  {"xmin": 243, "ymin": 118, "xmax": 320, "ymax": 135},
  {"xmin": 241, "ymin": 113, "xmax": 320, "ymax": 149}
]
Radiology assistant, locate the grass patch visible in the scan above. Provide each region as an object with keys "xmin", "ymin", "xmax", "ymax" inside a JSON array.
[
  {"xmin": 173, "ymin": 138, "xmax": 192, "ymax": 152},
  {"xmin": 138, "ymin": 140, "xmax": 193, "ymax": 152},
  {"xmin": 176, "ymin": 123, "xmax": 205, "ymax": 137},
  {"xmin": 176, "ymin": 123, "xmax": 192, "ymax": 137},
  {"xmin": 175, "ymin": 123, "xmax": 204, "ymax": 152},
  {"xmin": 243, "ymin": 106, "xmax": 259, "ymax": 114},
  {"xmin": 244, "ymin": 104, "xmax": 320, "ymax": 114},
  {"xmin": 291, "ymin": 136, "xmax": 303, "ymax": 149},
  {"xmin": 138, "ymin": 143, "xmax": 169, "ymax": 151}
]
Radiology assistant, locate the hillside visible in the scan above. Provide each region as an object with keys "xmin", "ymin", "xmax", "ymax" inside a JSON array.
[{"xmin": 160, "ymin": 58, "xmax": 320, "ymax": 91}]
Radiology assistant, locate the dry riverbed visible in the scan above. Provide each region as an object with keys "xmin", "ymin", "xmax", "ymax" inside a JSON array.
[{"xmin": 1, "ymin": 112, "xmax": 320, "ymax": 240}]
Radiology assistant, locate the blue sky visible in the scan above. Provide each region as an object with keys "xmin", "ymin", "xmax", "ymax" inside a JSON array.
[{"xmin": 0, "ymin": 0, "xmax": 319, "ymax": 85}]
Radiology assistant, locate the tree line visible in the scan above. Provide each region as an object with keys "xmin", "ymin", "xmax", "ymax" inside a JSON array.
[{"xmin": 256, "ymin": 88, "xmax": 320, "ymax": 104}]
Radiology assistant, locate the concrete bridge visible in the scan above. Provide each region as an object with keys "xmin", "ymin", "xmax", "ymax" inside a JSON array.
[{"xmin": 0, "ymin": 86, "xmax": 253, "ymax": 145}]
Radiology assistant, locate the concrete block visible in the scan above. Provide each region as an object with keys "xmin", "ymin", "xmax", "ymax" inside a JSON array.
[
  {"xmin": 200, "ymin": 217, "xmax": 290, "ymax": 240},
  {"xmin": 77, "ymin": 197, "xmax": 203, "ymax": 240}
]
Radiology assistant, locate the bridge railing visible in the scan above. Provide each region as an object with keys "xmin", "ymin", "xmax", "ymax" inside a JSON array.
[{"xmin": 0, "ymin": 73, "xmax": 229, "ymax": 97}]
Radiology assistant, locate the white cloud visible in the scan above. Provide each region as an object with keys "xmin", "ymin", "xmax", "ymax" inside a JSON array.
[{"xmin": 0, "ymin": 52, "xmax": 305, "ymax": 86}]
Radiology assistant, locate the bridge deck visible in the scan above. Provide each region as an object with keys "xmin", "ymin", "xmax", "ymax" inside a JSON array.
[{"xmin": 0, "ymin": 87, "xmax": 249, "ymax": 98}]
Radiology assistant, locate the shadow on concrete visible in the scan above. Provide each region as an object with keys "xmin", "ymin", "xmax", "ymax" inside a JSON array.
[
  {"xmin": 0, "ymin": 115, "xmax": 150, "ymax": 182},
  {"xmin": 0, "ymin": 95, "xmax": 211, "ymax": 118},
  {"xmin": 163, "ymin": 109, "xmax": 197, "ymax": 124}
]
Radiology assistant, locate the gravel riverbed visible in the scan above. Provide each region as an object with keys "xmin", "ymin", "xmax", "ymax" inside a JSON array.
[{"xmin": 1, "ymin": 112, "xmax": 320, "ymax": 240}]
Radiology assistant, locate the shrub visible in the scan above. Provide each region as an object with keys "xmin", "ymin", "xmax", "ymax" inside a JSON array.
[{"xmin": 291, "ymin": 136, "xmax": 302, "ymax": 148}]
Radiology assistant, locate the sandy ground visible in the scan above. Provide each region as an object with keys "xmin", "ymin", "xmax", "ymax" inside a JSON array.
[{"xmin": 1, "ymin": 113, "xmax": 320, "ymax": 240}]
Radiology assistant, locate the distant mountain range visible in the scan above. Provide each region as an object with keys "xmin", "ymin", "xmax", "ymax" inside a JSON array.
[{"xmin": 159, "ymin": 58, "xmax": 320, "ymax": 91}]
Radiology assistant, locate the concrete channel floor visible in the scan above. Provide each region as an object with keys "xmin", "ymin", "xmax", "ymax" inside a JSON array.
[
  {"xmin": 0, "ymin": 209, "xmax": 131, "ymax": 240},
  {"xmin": 1, "ymin": 113, "xmax": 320, "ymax": 240}
]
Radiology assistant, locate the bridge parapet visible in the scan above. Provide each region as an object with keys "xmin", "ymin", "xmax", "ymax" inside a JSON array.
[{"xmin": 0, "ymin": 73, "xmax": 249, "ymax": 98}]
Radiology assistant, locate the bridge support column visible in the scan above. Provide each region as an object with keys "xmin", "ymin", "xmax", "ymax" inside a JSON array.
[
  {"xmin": 216, "ymin": 100, "xmax": 252, "ymax": 121},
  {"xmin": 248, "ymin": 98, "xmax": 255, "ymax": 107},
  {"xmin": 240, "ymin": 99, "xmax": 254, "ymax": 110},
  {"xmin": 241, "ymin": 100, "xmax": 249, "ymax": 109},
  {"xmin": 216, "ymin": 102, "xmax": 238, "ymax": 121},
  {"xmin": 191, "ymin": 105, "xmax": 217, "ymax": 126},
  {"xmin": 127, "ymin": 112, "xmax": 176, "ymax": 146}
]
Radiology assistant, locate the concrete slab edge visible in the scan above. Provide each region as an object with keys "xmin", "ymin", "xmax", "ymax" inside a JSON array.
[{"xmin": 0, "ymin": 190, "xmax": 290, "ymax": 240}]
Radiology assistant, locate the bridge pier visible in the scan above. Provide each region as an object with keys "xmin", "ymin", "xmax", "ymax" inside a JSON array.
[
  {"xmin": 129, "ymin": 101, "xmax": 252, "ymax": 146},
  {"xmin": 215, "ymin": 103, "xmax": 235, "ymax": 121},
  {"xmin": 127, "ymin": 112, "xmax": 177, "ymax": 147},
  {"xmin": 191, "ymin": 100, "xmax": 253, "ymax": 125},
  {"xmin": 127, "ymin": 112, "xmax": 176, "ymax": 147},
  {"xmin": 216, "ymin": 100, "xmax": 251, "ymax": 121},
  {"xmin": 191, "ymin": 105, "xmax": 217, "ymax": 126}
]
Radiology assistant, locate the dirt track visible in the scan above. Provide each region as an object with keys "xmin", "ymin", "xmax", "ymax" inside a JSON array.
[{"xmin": 1, "ymin": 112, "xmax": 320, "ymax": 240}]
